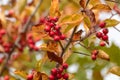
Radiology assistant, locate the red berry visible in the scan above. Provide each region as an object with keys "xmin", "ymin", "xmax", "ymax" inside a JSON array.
[
  {"xmin": 0, "ymin": 58, "xmax": 3, "ymax": 64},
  {"xmin": 49, "ymin": 75, "xmax": 55, "ymax": 80},
  {"xmin": 100, "ymin": 41, "xmax": 106, "ymax": 46},
  {"xmin": 58, "ymin": 67, "xmax": 63, "ymax": 73},
  {"xmin": 27, "ymin": 74, "xmax": 33, "ymax": 80},
  {"xmin": 44, "ymin": 26, "xmax": 51, "ymax": 32},
  {"xmin": 102, "ymin": 35, "xmax": 108, "ymax": 41},
  {"xmin": 96, "ymin": 32, "xmax": 103, "ymax": 38},
  {"xmin": 60, "ymin": 34, "xmax": 66, "ymax": 40},
  {"xmin": 39, "ymin": 18, "xmax": 45, "ymax": 23},
  {"xmin": 54, "ymin": 35, "xmax": 60, "ymax": 41},
  {"xmin": 99, "ymin": 22, "xmax": 106, "ymax": 28},
  {"xmin": 91, "ymin": 54, "xmax": 97, "ymax": 60},
  {"xmin": 62, "ymin": 63, "xmax": 68, "ymax": 69},
  {"xmin": 55, "ymin": 25, "xmax": 60, "ymax": 30},
  {"xmin": 57, "ymin": 73, "xmax": 62, "ymax": 79},
  {"xmin": 53, "ymin": 17, "xmax": 58, "ymax": 22},
  {"xmin": 5, "ymin": 47, "xmax": 10, "ymax": 53},
  {"xmin": 4, "ymin": 75, "xmax": 9, "ymax": 80},
  {"xmin": 63, "ymin": 73, "xmax": 69, "ymax": 79},
  {"xmin": 92, "ymin": 50, "xmax": 98, "ymax": 55},
  {"xmin": 51, "ymin": 68, "xmax": 57, "ymax": 75},
  {"xmin": 34, "ymin": 47, "xmax": 39, "ymax": 51},
  {"xmin": 49, "ymin": 23, "xmax": 54, "ymax": 27},
  {"xmin": 27, "ymin": 34, "xmax": 33, "ymax": 39},
  {"xmin": 9, "ymin": 10, "xmax": 14, "ymax": 15},
  {"xmin": 102, "ymin": 28, "xmax": 108, "ymax": 35},
  {"xmin": 49, "ymin": 31, "xmax": 55, "ymax": 37},
  {"xmin": 0, "ymin": 29, "xmax": 6, "ymax": 35}
]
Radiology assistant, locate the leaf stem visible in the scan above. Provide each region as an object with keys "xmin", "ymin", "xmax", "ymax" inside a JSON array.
[{"xmin": 74, "ymin": 51, "xmax": 90, "ymax": 56}]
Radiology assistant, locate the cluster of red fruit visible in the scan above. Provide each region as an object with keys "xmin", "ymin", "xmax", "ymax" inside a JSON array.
[
  {"xmin": 17, "ymin": 33, "xmax": 39, "ymax": 52},
  {"xmin": 27, "ymin": 74, "xmax": 33, "ymax": 80},
  {"xmin": 91, "ymin": 50, "xmax": 98, "ymax": 60},
  {"xmin": 96, "ymin": 21, "xmax": 109, "ymax": 47},
  {"xmin": 39, "ymin": 16, "xmax": 66, "ymax": 41},
  {"xmin": 0, "ymin": 29, "xmax": 13, "ymax": 53},
  {"xmin": 49, "ymin": 63, "xmax": 69, "ymax": 80}
]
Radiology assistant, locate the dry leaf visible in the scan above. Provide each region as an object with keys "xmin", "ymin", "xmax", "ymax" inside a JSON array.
[
  {"xmin": 33, "ymin": 72, "xmax": 42, "ymax": 80},
  {"xmin": 108, "ymin": 66, "xmax": 120, "ymax": 76},
  {"xmin": 91, "ymin": 4, "xmax": 111, "ymax": 11},
  {"xmin": 104, "ymin": 19, "xmax": 120, "ymax": 27},
  {"xmin": 47, "ymin": 51, "xmax": 63, "ymax": 64},
  {"xmin": 97, "ymin": 50, "xmax": 110, "ymax": 61},
  {"xmin": 73, "ymin": 30, "xmax": 83, "ymax": 41}
]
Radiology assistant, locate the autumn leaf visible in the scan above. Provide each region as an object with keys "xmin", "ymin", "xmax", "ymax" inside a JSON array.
[
  {"xmin": 97, "ymin": 50, "xmax": 110, "ymax": 61},
  {"xmin": 59, "ymin": 13, "xmax": 84, "ymax": 26},
  {"xmin": 47, "ymin": 51, "xmax": 63, "ymax": 64},
  {"xmin": 33, "ymin": 71, "xmax": 48, "ymax": 80},
  {"xmin": 73, "ymin": 30, "xmax": 83, "ymax": 41},
  {"xmin": 108, "ymin": 66, "xmax": 120, "ymax": 76},
  {"xmin": 40, "ymin": 40, "xmax": 60, "ymax": 53},
  {"xmin": 14, "ymin": 70, "xmax": 27, "ymax": 78},
  {"xmin": 79, "ymin": 0, "xmax": 86, "ymax": 9},
  {"xmin": 83, "ymin": 9, "xmax": 96, "ymax": 26},
  {"xmin": 32, "ymin": 24, "xmax": 50, "ymax": 40},
  {"xmin": 83, "ymin": 16, "xmax": 91, "ymax": 29},
  {"xmin": 104, "ymin": 19, "xmax": 120, "ymax": 27},
  {"xmin": 49, "ymin": 0, "xmax": 60, "ymax": 17},
  {"xmin": 91, "ymin": 4, "xmax": 111, "ymax": 11}
]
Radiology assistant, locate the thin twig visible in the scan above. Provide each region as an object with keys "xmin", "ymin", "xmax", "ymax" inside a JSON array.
[
  {"xmin": 113, "ymin": 27, "xmax": 120, "ymax": 32},
  {"xmin": 60, "ymin": 26, "xmax": 77, "ymax": 57},
  {"xmin": 85, "ymin": 0, "xmax": 90, "ymax": 8},
  {"xmin": 74, "ymin": 51, "xmax": 90, "ymax": 56},
  {"xmin": 0, "ymin": 0, "xmax": 43, "ymax": 76},
  {"xmin": 58, "ymin": 41, "xmax": 64, "ymax": 51}
]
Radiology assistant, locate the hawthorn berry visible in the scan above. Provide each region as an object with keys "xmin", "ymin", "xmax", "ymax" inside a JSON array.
[
  {"xmin": 58, "ymin": 67, "xmax": 63, "ymax": 73},
  {"xmin": 55, "ymin": 25, "xmax": 60, "ymax": 30},
  {"xmin": 0, "ymin": 58, "xmax": 3, "ymax": 64},
  {"xmin": 99, "ymin": 21, "xmax": 106, "ymax": 28},
  {"xmin": 102, "ymin": 35, "xmax": 108, "ymax": 41},
  {"xmin": 102, "ymin": 28, "xmax": 108, "ymax": 35},
  {"xmin": 60, "ymin": 34, "xmax": 66, "ymax": 40},
  {"xmin": 51, "ymin": 68, "xmax": 57, "ymax": 75},
  {"xmin": 63, "ymin": 73, "xmax": 69, "ymax": 79},
  {"xmin": 49, "ymin": 75, "xmax": 55, "ymax": 80},
  {"xmin": 57, "ymin": 73, "xmax": 62, "ymax": 79},
  {"xmin": 96, "ymin": 32, "xmax": 103, "ymax": 38},
  {"xmin": 44, "ymin": 26, "xmax": 51, "ymax": 32},
  {"xmin": 91, "ymin": 54, "xmax": 97, "ymax": 60},
  {"xmin": 49, "ymin": 31, "xmax": 55, "ymax": 37},
  {"xmin": 4, "ymin": 75, "xmax": 9, "ymax": 80},
  {"xmin": 100, "ymin": 41, "xmax": 106, "ymax": 46},
  {"xmin": 0, "ymin": 29, "xmax": 6, "ymax": 35},
  {"xmin": 27, "ymin": 74, "xmax": 33, "ymax": 80},
  {"xmin": 92, "ymin": 50, "xmax": 98, "ymax": 55},
  {"xmin": 62, "ymin": 63, "xmax": 68, "ymax": 69},
  {"xmin": 54, "ymin": 35, "xmax": 60, "ymax": 41}
]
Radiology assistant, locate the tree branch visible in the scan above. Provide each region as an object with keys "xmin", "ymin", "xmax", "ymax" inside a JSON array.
[
  {"xmin": 73, "ymin": 51, "xmax": 90, "ymax": 56},
  {"xmin": 0, "ymin": 0, "xmax": 43, "ymax": 76}
]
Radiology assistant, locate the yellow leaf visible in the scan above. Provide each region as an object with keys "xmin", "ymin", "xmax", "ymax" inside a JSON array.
[
  {"xmin": 109, "ymin": 66, "xmax": 120, "ymax": 76},
  {"xmin": 60, "ymin": 13, "xmax": 84, "ymax": 26},
  {"xmin": 14, "ymin": 70, "xmax": 27, "ymax": 78},
  {"xmin": 104, "ymin": 19, "xmax": 120, "ymax": 27},
  {"xmin": 49, "ymin": 0, "xmax": 59, "ymax": 17},
  {"xmin": 97, "ymin": 50, "xmax": 110, "ymax": 61},
  {"xmin": 91, "ymin": 4, "xmax": 111, "ymax": 11}
]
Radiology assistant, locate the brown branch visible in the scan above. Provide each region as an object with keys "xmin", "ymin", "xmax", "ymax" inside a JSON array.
[
  {"xmin": 0, "ymin": 0, "xmax": 43, "ymax": 76},
  {"xmin": 73, "ymin": 51, "xmax": 90, "ymax": 56},
  {"xmin": 58, "ymin": 41, "xmax": 64, "ymax": 51}
]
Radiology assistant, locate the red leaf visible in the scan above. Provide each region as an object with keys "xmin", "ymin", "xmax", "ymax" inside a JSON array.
[{"xmin": 47, "ymin": 51, "xmax": 63, "ymax": 64}]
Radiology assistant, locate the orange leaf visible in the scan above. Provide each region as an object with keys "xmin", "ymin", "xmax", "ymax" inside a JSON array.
[
  {"xmin": 47, "ymin": 51, "xmax": 63, "ymax": 64},
  {"xmin": 73, "ymin": 30, "xmax": 83, "ymax": 41}
]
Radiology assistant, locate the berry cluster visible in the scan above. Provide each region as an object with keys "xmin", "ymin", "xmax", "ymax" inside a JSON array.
[
  {"xmin": 96, "ymin": 22, "xmax": 109, "ymax": 47},
  {"xmin": 49, "ymin": 63, "xmax": 69, "ymax": 80},
  {"xmin": 91, "ymin": 50, "xmax": 98, "ymax": 60},
  {"xmin": 39, "ymin": 17, "xmax": 66, "ymax": 41},
  {"xmin": 27, "ymin": 34, "xmax": 39, "ymax": 51}
]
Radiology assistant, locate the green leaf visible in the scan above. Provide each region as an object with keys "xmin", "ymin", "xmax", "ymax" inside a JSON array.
[{"xmin": 104, "ymin": 19, "xmax": 120, "ymax": 27}]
